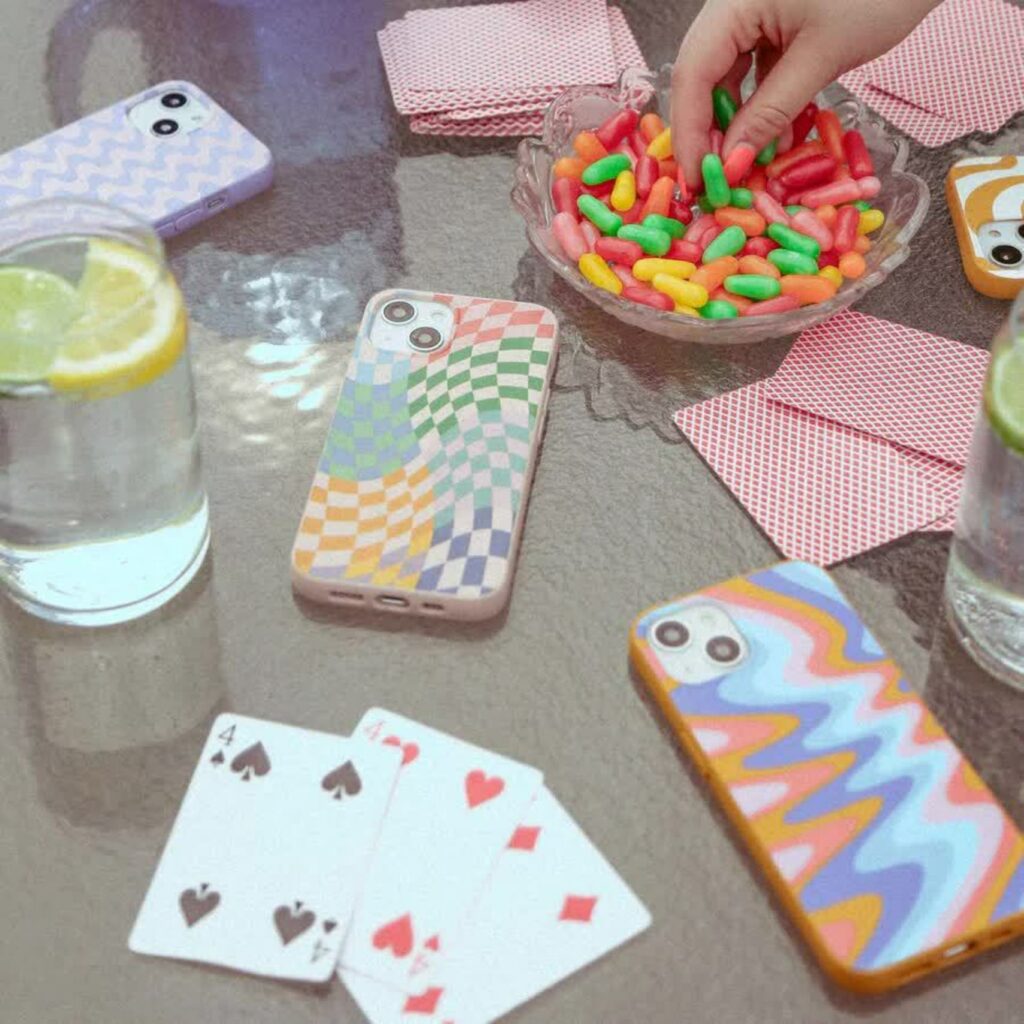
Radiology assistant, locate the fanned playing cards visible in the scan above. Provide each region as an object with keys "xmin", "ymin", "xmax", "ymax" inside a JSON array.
[{"xmin": 130, "ymin": 711, "xmax": 649, "ymax": 1021}]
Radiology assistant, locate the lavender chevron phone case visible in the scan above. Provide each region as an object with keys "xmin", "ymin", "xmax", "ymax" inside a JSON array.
[{"xmin": 0, "ymin": 80, "xmax": 272, "ymax": 237}]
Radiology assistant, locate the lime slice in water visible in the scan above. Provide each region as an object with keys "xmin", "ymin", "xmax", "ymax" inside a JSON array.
[
  {"xmin": 985, "ymin": 338, "xmax": 1024, "ymax": 454},
  {"xmin": 0, "ymin": 266, "xmax": 81, "ymax": 383}
]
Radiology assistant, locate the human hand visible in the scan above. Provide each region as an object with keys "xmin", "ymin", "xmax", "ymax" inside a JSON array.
[{"xmin": 671, "ymin": 0, "xmax": 940, "ymax": 185}]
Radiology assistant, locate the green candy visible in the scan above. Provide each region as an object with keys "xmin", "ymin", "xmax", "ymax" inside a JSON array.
[
  {"xmin": 711, "ymin": 86, "xmax": 738, "ymax": 131},
  {"xmin": 581, "ymin": 153, "xmax": 632, "ymax": 185},
  {"xmin": 729, "ymin": 187, "xmax": 753, "ymax": 209},
  {"xmin": 724, "ymin": 274, "xmax": 781, "ymax": 300},
  {"xmin": 767, "ymin": 249, "xmax": 818, "ymax": 275},
  {"xmin": 766, "ymin": 222, "xmax": 821, "ymax": 259},
  {"xmin": 643, "ymin": 213, "xmax": 685, "ymax": 239},
  {"xmin": 701, "ymin": 153, "xmax": 731, "ymax": 209},
  {"xmin": 617, "ymin": 223, "xmax": 672, "ymax": 256},
  {"xmin": 853, "ymin": 199, "xmax": 872, "ymax": 211},
  {"xmin": 697, "ymin": 194, "xmax": 714, "ymax": 214},
  {"xmin": 701, "ymin": 224, "xmax": 746, "ymax": 262},
  {"xmin": 577, "ymin": 194, "xmax": 623, "ymax": 236},
  {"xmin": 700, "ymin": 299, "xmax": 739, "ymax": 319},
  {"xmin": 784, "ymin": 204, "xmax": 808, "ymax": 216},
  {"xmin": 755, "ymin": 138, "xmax": 778, "ymax": 165}
]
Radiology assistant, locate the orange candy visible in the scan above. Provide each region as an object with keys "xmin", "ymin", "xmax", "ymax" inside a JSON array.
[
  {"xmin": 640, "ymin": 175, "xmax": 675, "ymax": 219},
  {"xmin": 853, "ymin": 235, "xmax": 872, "ymax": 254},
  {"xmin": 554, "ymin": 156, "xmax": 587, "ymax": 180},
  {"xmin": 780, "ymin": 274, "xmax": 837, "ymax": 305},
  {"xmin": 814, "ymin": 205, "xmax": 837, "ymax": 228},
  {"xmin": 691, "ymin": 255, "xmax": 740, "ymax": 293},
  {"xmin": 658, "ymin": 158, "xmax": 679, "ymax": 180},
  {"xmin": 814, "ymin": 109, "xmax": 845, "ymax": 162},
  {"xmin": 838, "ymin": 251, "xmax": 867, "ymax": 279},
  {"xmin": 738, "ymin": 254, "xmax": 780, "ymax": 278},
  {"xmin": 639, "ymin": 112, "xmax": 665, "ymax": 143},
  {"xmin": 573, "ymin": 131, "xmax": 609, "ymax": 164},
  {"xmin": 714, "ymin": 206, "xmax": 767, "ymax": 237},
  {"xmin": 712, "ymin": 286, "xmax": 752, "ymax": 313}
]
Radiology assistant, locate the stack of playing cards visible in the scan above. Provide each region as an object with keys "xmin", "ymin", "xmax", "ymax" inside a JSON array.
[
  {"xmin": 674, "ymin": 311, "xmax": 990, "ymax": 565},
  {"xmin": 378, "ymin": 0, "xmax": 648, "ymax": 136},
  {"xmin": 130, "ymin": 710, "xmax": 650, "ymax": 1022},
  {"xmin": 840, "ymin": 0, "xmax": 1024, "ymax": 147}
]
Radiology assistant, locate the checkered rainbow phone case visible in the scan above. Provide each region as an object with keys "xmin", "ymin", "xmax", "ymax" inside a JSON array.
[
  {"xmin": 630, "ymin": 561, "xmax": 1024, "ymax": 993},
  {"xmin": 0, "ymin": 80, "xmax": 272, "ymax": 237},
  {"xmin": 291, "ymin": 290, "xmax": 558, "ymax": 619}
]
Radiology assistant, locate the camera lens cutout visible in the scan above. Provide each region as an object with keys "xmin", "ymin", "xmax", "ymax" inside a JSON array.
[
  {"xmin": 991, "ymin": 244, "xmax": 1022, "ymax": 266},
  {"xmin": 161, "ymin": 92, "xmax": 188, "ymax": 109},
  {"xmin": 382, "ymin": 300, "xmax": 416, "ymax": 324},
  {"xmin": 706, "ymin": 635, "xmax": 742, "ymax": 664},
  {"xmin": 409, "ymin": 326, "xmax": 443, "ymax": 353},
  {"xmin": 152, "ymin": 118, "xmax": 179, "ymax": 137},
  {"xmin": 1018, "ymin": 224, "xmax": 1024, "ymax": 241},
  {"xmin": 653, "ymin": 620, "xmax": 690, "ymax": 649}
]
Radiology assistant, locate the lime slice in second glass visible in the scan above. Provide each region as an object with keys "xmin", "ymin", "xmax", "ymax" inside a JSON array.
[
  {"xmin": 986, "ymin": 337, "xmax": 1024, "ymax": 455},
  {"xmin": 0, "ymin": 265, "xmax": 81, "ymax": 383}
]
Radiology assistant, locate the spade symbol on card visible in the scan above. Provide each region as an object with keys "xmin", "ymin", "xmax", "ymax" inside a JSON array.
[
  {"xmin": 209, "ymin": 750, "xmax": 225, "ymax": 766},
  {"xmin": 322, "ymin": 919, "xmax": 337, "ymax": 934},
  {"xmin": 230, "ymin": 742, "xmax": 270, "ymax": 781},
  {"xmin": 373, "ymin": 913, "xmax": 414, "ymax": 958},
  {"xmin": 179, "ymin": 883, "xmax": 220, "ymax": 927},
  {"xmin": 273, "ymin": 901, "xmax": 316, "ymax": 945},
  {"xmin": 321, "ymin": 760, "xmax": 361, "ymax": 800}
]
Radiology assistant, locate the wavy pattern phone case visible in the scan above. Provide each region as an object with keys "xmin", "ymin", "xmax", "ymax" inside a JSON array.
[
  {"xmin": 631, "ymin": 561, "xmax": 1024, "ymax": 993},
  {"xmin": 0, "ymin": 80, "xmax": 272, "ymax": 237},
  {"xmin": 291, "ymin": 290, "xmax": 557, "ymax": 619}
]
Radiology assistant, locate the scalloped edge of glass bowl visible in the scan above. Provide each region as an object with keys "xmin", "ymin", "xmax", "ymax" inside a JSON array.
[{"xmin": 512, "ymin": 65, "xmax": 931, "ymax": 345}]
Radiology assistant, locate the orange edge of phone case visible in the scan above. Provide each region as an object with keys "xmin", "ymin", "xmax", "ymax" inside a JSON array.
[{"xmin": 629, "ymin": 566, "xmax": 1024, "ymax": 995}]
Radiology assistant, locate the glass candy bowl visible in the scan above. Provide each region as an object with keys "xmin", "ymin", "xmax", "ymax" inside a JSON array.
[{"xmin": 512, "ymin": 66, "xmax": 930, "ymax": 345}]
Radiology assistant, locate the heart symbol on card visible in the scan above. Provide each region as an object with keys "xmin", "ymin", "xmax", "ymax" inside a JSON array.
[
  {"xmin": 179, "ymin": 884, "xmax": 220, "ymax": 927},
  {"xmin": 230, "ymin": 742, "xmax": 270, "ymax": 781},
  {"xmin": 383, "ymin": 735, "xmax": 419, "ymax": 766},
  {"xmin": 464, "ymin": 770, "xmax": 504, "ymax": 808},
  {"xmin": 321, "ymin": 760, "xmax": 361, "ymax": 800},
  {"xmin": 373, "ymin": 913, "xmax": 414, "ymax": 958},
  {"xmin": 273, "ymin": 902, "xmax": 316, "ymax": 945}
]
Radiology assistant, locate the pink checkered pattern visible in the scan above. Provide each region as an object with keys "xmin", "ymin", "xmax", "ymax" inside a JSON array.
[
  {"xmin": 868, "ymin": 0, "xmax": 1024, "ymax": 134},
  {"xmin": 674, "ymin": 381, "xmax": 950, "ymax": 566},
  {"xmin": 766, "ymin": 310, "xmax": 989, "ymax": 468}
]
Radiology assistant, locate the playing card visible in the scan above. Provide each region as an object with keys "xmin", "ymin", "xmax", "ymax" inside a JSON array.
[
  {"xmin": 839, "ymin": 64, "xmax": 965, "ymax": 148},
  {"xmin": 674, "ymin": 381, "xmax": 949, "ymax": 565},
  {"xmin": 867, "ymin": 0, "xmax": 1024, "ymax": 133},
  {"xmin": 765, "ymin": 310, "xmax": 989, "ymax": 468},
  {"xmin": 341, "ymin": 708, "xmax": 544, "ymax": 991},
  {"xmin": 340, "ymin": 787, "xmax": 651, "ymax": 1024},
  {"xmin": 129, "ymin": 714, "xmax": 402, "ymax": 982}
]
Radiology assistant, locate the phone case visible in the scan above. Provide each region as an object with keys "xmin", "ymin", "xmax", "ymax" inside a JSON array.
[
  {"xmin": 630, "ymin": 561, "xmax": 1024, "ymax": 994},
  {"xmin": 0, "ymin": 80, "xmax": 272, "ymax": 238},
  {"xmin": 947, "ymin": 155, "xmax": 1024, "ymax": 299},
  {"xmin": 291, "ymin": 290, "xmax": 558, "ymax": 620}
]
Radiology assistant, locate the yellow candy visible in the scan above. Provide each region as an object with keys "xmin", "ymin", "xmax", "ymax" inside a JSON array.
[
  {"xmin": 651, "ymin": 272, "xmax": 708, "ymax": 309},
  {"xmin": 674, "ymin": 303, "xmax": 699, "ymax": 317},
  {"xmin": 818, "ymin": 265, "xmax": 843, "ymax": 288},
  {"xmin": 633, "ymin": 258, "xmax": 695, "ymax": 282},
  {"xmin": 858, "ymin": 208, "xmax": 885, "ymax": 235},
  {"xmin": 646, "ymin": 127, "xmax": 673, "ymax": 160},
  {"xmin": 578, "ymin": 252, "xmax": 622, "ymax": 295},
  {"xmin": 610, "ymin": 170, "xmax": 637, "ymax": 212}
]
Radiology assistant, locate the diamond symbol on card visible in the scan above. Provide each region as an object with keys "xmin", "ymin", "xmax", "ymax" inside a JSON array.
[
  {"xmin": 403, "ymin": 987, "xmax": 444, "ymax": 1015},
  {"xmin": 559, "ymin": 895, "xmax": 597, "ymax": 923},
  {"xmin": 508, "ymin": 825, "xmax": 541, "ymax": 851}
]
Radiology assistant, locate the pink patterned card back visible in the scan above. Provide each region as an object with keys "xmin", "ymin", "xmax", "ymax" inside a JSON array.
[
  {"xmin": 674, "ymin": 382, "xmax": 949, "ymax": 564},
  {"xmin": 765, "ymin": 310, "xmax": 989, "ymax": 468}
]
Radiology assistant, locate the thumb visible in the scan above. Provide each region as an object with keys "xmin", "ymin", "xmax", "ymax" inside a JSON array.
[{"xmin": 722, "ymin": 34, "xmax": 837, "ymax": 156}]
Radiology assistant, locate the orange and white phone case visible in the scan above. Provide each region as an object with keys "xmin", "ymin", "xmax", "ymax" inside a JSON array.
[
  {"xmin": 947, "ymin": 155, "xmax": 1024, "ymax": 299},
  {"xmin": 291, "ymin": 290, "xmax": 557, "ymax": 620},
  {"xmin": 631, "ymin": 561, "xmax": 1024, "ymax": 994}
]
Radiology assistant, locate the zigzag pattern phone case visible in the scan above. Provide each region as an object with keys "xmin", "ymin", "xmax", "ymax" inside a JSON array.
[
  {"xmin": 292, "ymin": 291, "xmax": 557, "ymax": 614},
  {"xmin": 631, "ymin": 561, "xmax": 1024, "ymax": 992},
  {"xmin": 0, "ymin": 81, "xmax": 271, "ymax": 234}
]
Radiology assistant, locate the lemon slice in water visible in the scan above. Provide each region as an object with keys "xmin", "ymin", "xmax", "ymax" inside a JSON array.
[
  {"xmin": 0, "ymin": 265, "xmax": 81, "ymax": 382},
  {"xmin": 49, "ymin": 239, "xmax": 186, "ymax": 394},
  {"xmin": 985, "ymin": 338, "xmax": 1024, "ymax": 455}
]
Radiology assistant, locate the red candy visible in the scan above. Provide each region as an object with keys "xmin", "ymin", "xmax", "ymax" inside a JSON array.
[
  {"xmin": 814, "ymin": 109, "xmax": 845, "ymax": 162},
  {"xmin": 776, "ymin": 154, "xmax": 837, "ymax": 192},
  {"xmin": 669, "ymin": 199, "xmax": 693, "ymax": 224},
  {"xmin": 741, "ymin": 236, "xmax": 778, "ymax": 257},
  {"xmin": 580, "ymin": 180, "xmax": 614, "ymax": 199},
  {"xmin": 746, "ymin": 166, "xmax": 767, "ymax": 192},
  {"xmin": 612, "ymin": 264, "xmax": 640, "ymax": 290},
  {"xmin": 579, "ymin": 219, "xmax": 600, "ymax": 251},
  {"xmin": 818, "ymin": 249, "xmax": 839, "ymax": 268},
  {"xmin": 620, "ymin": 200, "xmax": 644, "ymax": 225},
  {"xmin": 743, "ymin": 295, "xmax": 801, "ymax": 316},
  {"xmin": 767, "ymin": 176, "xmax": 787, "ymax": 202},
  {"xmin": 668, "ymin": 239, "xmax": 702, "ymax": 262},
  {"xmin": 635, "ymin": 155, "xmax": 658, "ymax": 199},
  {"xmin": 790, "ymin": 102, "xmax": 818, "ymax": 148},
  {"xmin": 595, "ymin": 237, "xmax": 644, "ymax": 267},
  {"xmin": 684, "ymin": 212, "xmax": 716, "ymax": 244},
  {"xmin": 623, "ymin": 284, "xmax": 674, "ymax": 311},
  {"xmin": 842, "ymin": 130, "xmax": 874, "ymax": 179},
  {"xmin": 766, "ymin": 140, "xmax": 826, "ymax": 178},
  {"xmin": 796, "ymin": 178, "xmax": 861, "ymax": 207},
  {"xmin": 596, "ymin": 108, "xmax": 639, "ymax": 150},
  {"xmin": 832, "ymin": 205, "xmax": 860, "ymax": 254},
  {"xmin": 552, "ymin": 177, "xmax": 582, "ymax": 219}
]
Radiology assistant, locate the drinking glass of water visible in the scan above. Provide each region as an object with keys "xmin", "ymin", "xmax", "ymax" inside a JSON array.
[
  {"xmin": 946, "ymin": 289, "xmax": 1024, "ymax": 687},
  {"xmin": 0, "ymin": 199, "xmax": 208, "ymax": 626}
]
